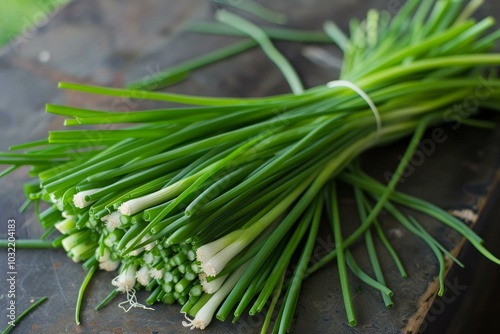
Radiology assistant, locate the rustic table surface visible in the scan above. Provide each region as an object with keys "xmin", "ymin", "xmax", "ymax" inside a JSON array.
[{"xmin": 1, "ymin": 1, "xmax": 500, "ymax": 333}]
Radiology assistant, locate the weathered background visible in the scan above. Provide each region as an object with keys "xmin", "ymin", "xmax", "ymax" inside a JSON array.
[{"xmin": 1, "ymin": 1, "xmax": 500, "ymax": 333}]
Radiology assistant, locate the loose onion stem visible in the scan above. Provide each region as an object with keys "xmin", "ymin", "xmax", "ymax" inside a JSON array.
[
  {"xmin": 0, "ymin": 240, "xmax": 59, "ymax": 249},
  {"xmin": 95, "ymin": 288, "xmax": 119, "ymax": 311},
  {"xmin": 76, "ymin": 266, "xmax": 97, "ymax": 325},
  {"xmin": 1, "ymin": 297, "xmax": 47, "ymax": 334},
  {"xmin": 184, "ymin": 21, "xmax": 332, "ymax": 43},
  {"xmin": 216, "ymin": 10, "xmax": 304, "ymax": 95},
  {"xmin": 126, "ymin": 39, "xmax": 258, "ymax": 91}
]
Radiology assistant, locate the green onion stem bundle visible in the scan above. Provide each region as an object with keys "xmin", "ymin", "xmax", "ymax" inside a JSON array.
[{"xmin": 2, "ymin": 0, "xmax": 500, "ymax": 331}]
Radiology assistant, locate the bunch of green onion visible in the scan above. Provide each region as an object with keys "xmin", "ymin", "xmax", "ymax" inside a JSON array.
[{"xmin": 2, "ymin": 0, "xmax": 500, "ymax": 332}]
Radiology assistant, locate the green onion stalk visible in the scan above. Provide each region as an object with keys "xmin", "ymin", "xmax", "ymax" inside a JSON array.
[{"xmin": 2, "ymin": 0, "xmax": 500, "ymax": 331}]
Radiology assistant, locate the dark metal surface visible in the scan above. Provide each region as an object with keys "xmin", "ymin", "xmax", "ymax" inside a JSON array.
[
  {"xmin": 1, "ymin": 1, "xmax": 500, "ymax": 333},
  {"xmin": 422, "ymin": 172, "xmax": 500, "ymax": 334}
]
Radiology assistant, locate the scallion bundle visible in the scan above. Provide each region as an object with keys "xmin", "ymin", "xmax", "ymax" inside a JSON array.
[{"xmin": 2, "ymin": 0, "xmax": 500, "ymax": 332}]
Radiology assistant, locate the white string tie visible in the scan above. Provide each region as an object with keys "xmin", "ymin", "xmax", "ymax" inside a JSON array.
[{"xmin": 327, "ymin": 80, "xmax": 382, "ymax": 134}]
